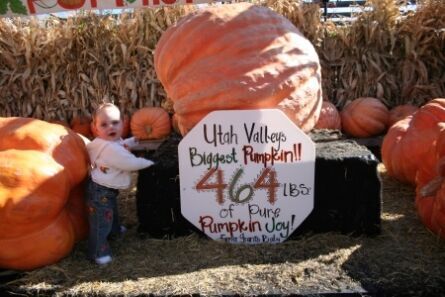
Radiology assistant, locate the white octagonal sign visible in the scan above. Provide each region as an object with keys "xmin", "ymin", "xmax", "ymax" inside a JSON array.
[{"xmin": 178, "ymin": 109, "xmax": 315, "ymax": 244}]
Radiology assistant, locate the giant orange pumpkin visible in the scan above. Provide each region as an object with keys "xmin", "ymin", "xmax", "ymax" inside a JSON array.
[
  {"xmin": 130, "ymin": 107, "xmax": 171, "ymax": 140},
  {"xmin": 341, "ymin": 97, "xmax": 389, "ymax": 138},
  {"xmin": 382, "ymin": 98, "xmax": 445, "ymax": 184},
  {"xmin": 0, "ymin": 117, "xmax": 90, "ymax": 270},
  {"xmin": 154, "ymin": 3, "xmax": 322, "ymax": 135}
]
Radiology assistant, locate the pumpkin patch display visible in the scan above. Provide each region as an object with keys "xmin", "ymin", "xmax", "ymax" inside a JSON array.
[
  {"xmin": 340, "ymin": 97, "xmax": 389, "ymax": 138},
  {"xmin": 314, "ymin": 101, "xmax": 341, "ymax": 130},
  {"xmin": 0, "ymin": 117, "xmax": 90, "ymax": 270},
  {"xmin": 130, "ymin": 107, "xmax": 171, "ymax": 140},
  {"xmin": 382, "ymin": 98, "xmax": 445, "ymax": 184},
  {"xmin": 388, "ymin": 104, "xmax": 419, "ymax": 127},
  {"xmin": 154, "ymin": 2, "xmax": 322, "ymax": 135}
]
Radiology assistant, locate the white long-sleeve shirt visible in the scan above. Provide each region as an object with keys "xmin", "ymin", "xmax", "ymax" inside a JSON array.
[{"xmin": 87, "ymin": 137, "xmax": 154, "ymax": 189}]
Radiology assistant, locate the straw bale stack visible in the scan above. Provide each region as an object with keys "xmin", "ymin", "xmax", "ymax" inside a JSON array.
[
  {"xmin": 0, "ymin": 1, "xmax": 444, "ymax": 122},
  {"xmin": 0, "ymin": 6, "xmax": 191, "ymax": 121}
]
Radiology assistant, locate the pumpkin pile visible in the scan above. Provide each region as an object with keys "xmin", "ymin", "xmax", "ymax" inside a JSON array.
[
  {"xmin": 67, "ymin": 107, "xmax": 170, "ymax": 141},
  {"xmin": 382, "ymin": 98, "xmax": 445, "ymax": 239},
  {"xmin": 312, "ymin": 97, "xmax": 394, "ymax": 138},
  {"xmin": 154, "ymin": 2, "xmax": 323, "ymax": 135},
  {"xmin": 0, "ymin": 117, "xmax": 90, "ymax": 270},
  {"xmin": 314, "ymin": 101, "xmax": 342, "ymax": 130}
]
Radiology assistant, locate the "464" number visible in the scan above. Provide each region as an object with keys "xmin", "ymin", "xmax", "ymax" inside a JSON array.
[{"xmin": 195, "ymin": 167, "xmax": 280, "ymax": 205}]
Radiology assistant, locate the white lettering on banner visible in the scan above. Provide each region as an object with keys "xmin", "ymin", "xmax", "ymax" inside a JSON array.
[{"xmin": 0, "ymin": 0, "xmax": 218, "ymax": 17}]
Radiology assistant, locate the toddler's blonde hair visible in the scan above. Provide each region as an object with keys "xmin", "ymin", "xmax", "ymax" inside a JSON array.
[{"xmin": 92, "ymin": 102, "xmax": 121, "ymax": 124}]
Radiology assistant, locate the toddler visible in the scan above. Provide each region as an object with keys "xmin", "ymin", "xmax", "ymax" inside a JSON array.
[{"xmin": 86, "ymin": 103, "xmax": 154, "ymax": 265}]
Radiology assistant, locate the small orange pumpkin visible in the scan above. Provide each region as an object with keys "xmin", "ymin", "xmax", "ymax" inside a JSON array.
[
  {"xmin": 70, "ymin": 115, "xmax": 93, "ymax": 140},
  {"xmin": 415, "ymin": 123, "xmax": 445, "ymax": 238},
  {"xmin": 341, "ymin": 97, "xmax": 389, "ymax": 138},
  {"xmin": 313, "ymin": 101, "xmax": 341, "ymax": 130},
  {"xmin": 388, "ymin": 104, "xmax": 418, "ymax": 127},
  {"xmin": 130, "ymin": 107, "xmax": 171, "ymax": 140}
]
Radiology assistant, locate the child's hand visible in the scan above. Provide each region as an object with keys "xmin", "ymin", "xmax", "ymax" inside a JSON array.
[{"xmin": 122, "ymin": 137, "xmax": 139, "ymax": 150}]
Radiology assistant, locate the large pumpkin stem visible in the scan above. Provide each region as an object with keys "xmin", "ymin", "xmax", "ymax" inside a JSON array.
[{"xmin": 144, "ymin": 126, "xmax": 153, "ymax": 136}]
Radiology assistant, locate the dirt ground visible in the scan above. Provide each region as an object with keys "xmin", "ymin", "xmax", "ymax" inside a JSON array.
[{"xmin": 1, "ymin": 164, "xmax": 445, "ymax": 297}]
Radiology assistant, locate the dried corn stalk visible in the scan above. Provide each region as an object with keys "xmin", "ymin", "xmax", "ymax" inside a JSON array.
[{"xmin": 0, "ymin": 1, "xmax": 444, "ymax": 122}]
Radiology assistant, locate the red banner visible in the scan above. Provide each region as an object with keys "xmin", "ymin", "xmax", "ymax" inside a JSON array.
[{"xmin": 1, "ymin": 0, "xmax": 217, "ymax": 17}]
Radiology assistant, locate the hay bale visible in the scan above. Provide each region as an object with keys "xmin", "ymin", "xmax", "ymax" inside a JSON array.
[
  {"xmin": 291, "ymin": 132, "xmax": 381, "ymax": 237},
  {"xmin": 135, "ymin": 133, "xmax": 201, "ymax": 238},
  {"xmin": 136, "ymin": 130, "xmax": 381, "ymax": 239}
]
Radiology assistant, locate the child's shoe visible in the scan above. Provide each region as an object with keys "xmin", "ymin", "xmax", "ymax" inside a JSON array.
[{"xmin": 95, "ymin": 255, "xmax": 112, "ymax": 265}]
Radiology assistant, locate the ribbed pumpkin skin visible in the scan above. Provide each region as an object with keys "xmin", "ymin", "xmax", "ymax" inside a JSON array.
[
  {"xmin": 388, "ymin": 104, "xmax": 419, "ymax": 127},
  {"xmin": 0, "ymin": 118, "xmax": 90, "ymax": 186},
  {"xmin": 314, "ymin": 101, "xmax": 341, "ymax": 130},
  {"xmin": 0, "ymin": 211, "xmax": 76, "ymax": 271},
  {"xmin": 414, "ymin": 124, "xmax": 445, "ymax": 238},
  {"xmin": 341, "ymin": 97, "xmax": 389, "ymax": 138},
  {"xmin": 414, "ymin": 151, "xmax": 437, "ymax": 233},
  {"xmin": 0, "ymin": 117, "xmax": 89, "ymax": 270},
  {"xmin": 382, "ymin": 98, "xmax": 445, "ymax": 184},
  {"xmin": 66, "ymin": 183, "xmax": 89, "ymax": 241},
  {"xmin": 381, "ymin": 117, "xmax": 414, "ymax": 184},
  {"xmin": 154, "ymin": 3, "xmax": 322, "ymax": 135},
  {"xmin": 0, "ymin": 150, "xmax": 70, "ymax": 239},
  {"xmin": 130, "ymin": 107, "xmax": 171, "ymax": 140}
]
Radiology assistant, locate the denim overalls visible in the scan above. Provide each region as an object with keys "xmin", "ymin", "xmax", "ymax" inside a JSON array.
[{"xmin": 85, "ymin": 178, "xmax": 122, "ymax": 260}]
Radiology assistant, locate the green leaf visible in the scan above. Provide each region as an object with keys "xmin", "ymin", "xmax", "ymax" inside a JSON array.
[
  {"xmin": 0, "ymin": 1, "xmax": 8, "ymax": 14},
  {"xmin": 126, "ymin": 0, "xmax": 137, "ymax": 3},
  {"xmin": 10, "ymin": 0, "xmax": 28, "ymax": 15}
]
